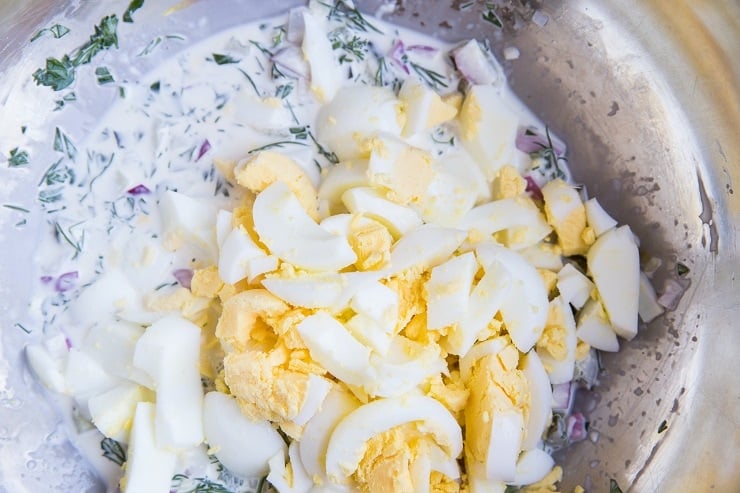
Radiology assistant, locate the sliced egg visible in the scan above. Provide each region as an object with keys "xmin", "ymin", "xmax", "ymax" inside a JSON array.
[
  {"xmin": 584, "ymin": 197, "xmax": 617, "ymax": 237},
  {"xmin": 121, "ymin": 402, "xmax": 177, "ymax": 493},
  {"xmin": 316, "ymin": 86, "xmax": 402, "ymax": 161},
  {"xmin": 538, "ymin": 297, "xmax": 577, "ymax": 384},
  {"xmin": 350, "ymin": 281, "xmax": 398, "ymax": 330},
  {"xmin": 346, "ymin": 313, "xmax": 394, "ymax": 355},
  {"xmin": 262, "ymin": 273, "xmax": 345, "ymax": 308},
  {"xmin": 317, "ymin": 160, "xmax": 370, "ymax": 217},
  {"xmin": 540, "ymin": 179, "xmax": 589, "ymax": 256},
  {"xmin": 324, "ymin": 395, "xmax": 462, "ymax": 482},
  {"xmin": 476, "ymin": 244, "xmax": 549, "ymax": 353},
  {"xmin": 292, "ymin": 374, "xmax": 332, "ymax": 426},
  {"xmin": 366, "ymin": 136, "xmax": 435, "ymax": 205},
  {"xmin": 296, "ymin": 312, "xmax": 371, "ymax": 387},
  {"xmin": 576, "ymin": 298, "xmax": 619, "ymax": 352},
  {"xmin": 388, "ymin": 224, "xmax": 467, "ymax": 275},
  {"xmin": 132, "ymin": 316, "xmax": 203, "ymax": 449},
  {"xmin": 426, "ymin": 251, "xmax": 477, "ymax": 331},
  {"xmin": 459, "ymin": 336, "xmax": 508, "ymax": 382},
  {"xmin": 25, "ymin": 342, "xmax": 67, "ymax": 394},
  {"xmin": 82, "ymin": 321, "xmax": 144, "ymax": 382},
  {"xmin": 587, "ymin": 225, "xmax": 640, "ymax": 339},
  {"xmin": 203, "ymin": 391, "xmax": 287, "ymax": 478},
  {"xmin": 253, "ymin": 181, "xmax": 357, "ymax": 272},
  {"xmin": 458, "ymin": 85, "xmax": 520, "ymax": 180},
  {"xmin": 460, "ymin": 197, "xmax": 551, "ymax": 250},
  {"xmin": 557, "ymin": 263, "xmax": 594, "ymax": 310},
  {"xmin": 484, "ymin": 410, "xmax": 524, "ymax": 482},
  {"xmin": 366, "ymin": 336, "xmax": 446, "ymax": 398},
  {"xmin": 398, "ymin": 76, "xmax": 457, "ymax": 136},
  {"xmin": 519, "ymin": 242, "xmax": 564, "ymax": 271},
  {"xmin": 302, "ymin": 10, "xmax": 343, "ymax": 102},
  {"xmin": 88, "ymin": 381, "xmax": 150, "ymax": 444},
  {"xmin": 218, "ymin": 225, "xmax": 268, "ymax": 285},
  {"xmin": 520, "ymin": 350, "xmax": 552, "ymax": 450},
  {"xmin": 342, "ymin": 186, "xmax": 422, "ymax": 237}
]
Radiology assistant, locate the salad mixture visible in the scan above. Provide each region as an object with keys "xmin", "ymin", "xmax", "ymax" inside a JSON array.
[{"xmin": 9, "ymin": 1, "xmax": 666, "ymax": 492}]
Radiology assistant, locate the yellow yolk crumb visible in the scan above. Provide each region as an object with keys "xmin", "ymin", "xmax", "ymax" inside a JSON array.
[
  {"xmin": 492, "ymin": 165, "xmax": 526, "ymax": 200},
  {"xmin": 191, "ymin": 266, "xmax": 224, "ymax": 298},
  {"xmin": 215, "ymin": 289, "xmax": 289, "ymax": 352},
  {"xmin": 575, "ymin": 340, "xmax": 591, "ymax": 361},
  {"xmin": 536, "ymin": 303, "xmax": 569, "ymax": 361},
  {"xmin": 348, "ymin": 215, "xmax": 392, "ymax": 271},
  {"xmin": 521, "ymin": 466, "xmax": 563, "ymax": 492},
  {"xmin": 353, "ymin": 423, "xmax": 425, "ymax": 493},
  {"xmin": 424, "ymin": 372, "xmax": 469, "ymax": 423},
  {"xmin": 538, "ymin": 268, "xmax": 559, "ymax": 297},
  {"xmin": 431, "ymin": 471, "xmax": 460, "ymax": 493}
]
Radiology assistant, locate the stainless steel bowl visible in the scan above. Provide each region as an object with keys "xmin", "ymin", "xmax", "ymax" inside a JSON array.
[{"xmin": 1, "ymin": 1, "xmax": 737, "ymax": 491}]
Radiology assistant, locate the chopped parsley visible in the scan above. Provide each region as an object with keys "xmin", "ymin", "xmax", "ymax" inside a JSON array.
[
  {"xmin": 33, "ymin": 14, "xmax": 119, "ymax": 91},
  {"xmin": 123, "ymin": 0, "xmax": 145, "ymax": 23},
  {"xmin": 95, "ymin": 66, "xmax": 115, "ymax": 85},
  {"xmin": 7, "ymin": 147, "xmax": 30, "ymax": 167},
  {"xmin": 100, "ymin": 437, "xmax": 126, "ymax": 466},
  {"xmin": 212, "ymin": 53, "xmax": 240, "ymax": 65},
  {"xmin": 31, "ymin": 24, "xmax": 71, "ymax": 42}
]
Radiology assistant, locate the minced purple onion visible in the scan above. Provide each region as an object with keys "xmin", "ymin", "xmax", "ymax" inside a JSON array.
[
  {"xmin": 173, "ymin": 268, "xmax": 194, "ymax": 290},
  {"xmin": 55, "ymin": 271, "xmax": 78, "ymax": 292},
  {"xmin": 196, "ymin": 139, "xmax": 212, "ymax": 161},
  {"xmin": 127, "ymin": 184, "xmax": 151, "ymax": 195}
]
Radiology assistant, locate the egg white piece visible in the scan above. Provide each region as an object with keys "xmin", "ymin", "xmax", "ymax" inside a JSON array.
[
  {"xmin": 576, "ymin": 298, "xmax": 619, "ymax": 352},
  {"xmin": 302, "ymin": 10, "xmax": 343, "ymax": 103},
  {"xmin": 538, "ymin": 296, "xmax": 577, "ymax": 385},
  {"xmin": 262, "ymin": 273, "xmax": 345, "ymax": 309},
  {"xmin": 398, "ymin": 76, "xmax": 457, "ymax": 137},
  {"xmin": 459, "ymin": 85, "xmax": 520, "ymax": 179},
  {"xmin": 458, "ymin": 336, "xmax": 508, "ymax": 382},
  {"xmin": 350, "ymin": 281, "xmax": 398, "ymax": 329},
  {"xmin": 296, "ymin": 312, "xmax": 371, "ymax": 387},
  {"xmin": 460, "ymin": 197, "xmax": 551, "ymax": 250},
  {"xmin": 70, "ymin": 268, "xmax": 142, "ymax": 328},
  {"xmin": 87, "ymin": 381, "xmax": 150, "ymax": 444},
  {"xmin": 203, "ymin": 391, "xmax": 287, "ymax": 477},
  {"xmin": 346, "ymin": 313, "xmax": 394, "ymax": 355},
  {"xmin": 247, "ymin": 254, "xmax": 279, "ymax": 281},
  {"xmin": 122, "ymin": 402, "xmax": 177, "ymax": 493},
  {"xmin": 25, "ymin": 343, "xmax": 67, "ymax": 394},
  {"xmin": 638, "ymin": 271, "xmax": 664, "ymax": 323},
  {"xmin": 520, "ymin": 350, "xmax": 553, "ymax": 450},
  {"xmin": 253, "ymin": 181, "xmax": 357, "ymax": 272},
  {"xmin": 476, "ymin": 244, "xmax": 549, "ymax": 353},
  {"xmin": 447, "ymin": 260, "xmax": 511, "ymax": 356},
  {"xmin": 584, "ymin": 197, "xmax": 618, "ymax": 237},
  {"xmin": 316, "ymin": 86, "xmax": 402, "ymax": 161},
  {"xmin": 587, "ymin": 225, "xmax": 640, "ymax": 339},
  {"xmin": 234, "ymin": 95, "xmax": 294, "ymax": 130},
  {"xmin": 426, "ymin": 251, "xmax": 478, "ymax": 331},
  {"xmin": 557, "ymin": 263, "xmax": 594, "ymax": 310},
  {"xmin": 429, "ymin": 443, "xmax": 461, "ymax": 480},
  {"xmin": 64, "ymin": 348, "xmax": 120, "ymax": 397},
  {"xmin": 513, "ymin": 448, "xmax": 555, "ymax": 486},
  {"xmin": 317, "ymin": 160, "xmax": 370, "ymax": 217},
  {"xmin": 324, "ymin": 395, "xmax": 462, "ymax": 482},
  {"xmin": 367, "ymin": 337, "xmax": 446, "ymax": 398},
  {"xmin": 218, "ymin": 225, "xmax": 268, "ymax": 285},
  {"xmin": 132, "ymin": 316, "xmax": 204, "ymax": 449},
  {"xmin": 81, "ymin": 320, "xmax": 145, "ymax": 382},
  {"xmin": 410, "ymin": 445, "xmax": 432, "ymax": 493},
  {"xmin": 519, "ymin": 242, "xmax": 564, "ymax": 271},
  {"xmin": 342, "ymin": 186, "xmax": 423, "ymax": 237},
  {"xmin": 299, "ymin": 388, "xmax": 360, "ymax": 483},
  {"xmin": 292, "ymin": 374, "xmax": 333, "ymax": 426},
  {"xmin": 484, "ymin": 410, "xmax": 524, "ymax": 482},
  {"xmin": 388, "ymin": 225, "xmax": 467, "ymax": 276},
  {"xmin": 158, "ymin": 190, "xmax": 218, "ymax": 260}
]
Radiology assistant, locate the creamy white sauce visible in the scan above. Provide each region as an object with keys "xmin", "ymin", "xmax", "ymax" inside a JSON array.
[{"xmin": 25, "ymin": 4, "xmax": 572, "ymax": 492}]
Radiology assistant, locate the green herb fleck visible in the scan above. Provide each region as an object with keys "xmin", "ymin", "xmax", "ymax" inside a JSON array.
[
  {"xmin": 15, "ymin": 323, "xmax": 31, "ymax": 334},
  {"xmin": 504, "ymin": 486, "xmax": 521, "ymax": 493},
  {"xmin": 212, "ymin": 53, "xmax": 240, "ymax": 65},
  {"xmin": 308, "ymin": 129, "xmax": 339, "ymax": 164},
  {"xmin": 150, "ymin": 81, "xmax": 161, "ymax": 92},
  {"xmin": 95, "ymin": 66, "xmax": 115, "ymax": 85},
  {"xmin": 39, "ymin": 159, "xmax": 75, "ymax": 187},
  {"xmin": 170, "ymin": 473, "xmax": 231, "ymax": 492},
  {"xmin": 275, "ymin": 84, "xmax": 293, "ymax": 99},
  {"xmin": 54, "ymin": 92, "xmax": 77, "ymax": 111},
  {"xmin": 330, "ymin": 30, "xmax": 369, "ymax": 63},
  {"xmin": 31, "ymin": 24, "xmax": 71, "ymax": 42},
  {"xmin": 238, "ymin": 69, "xmax": 260, "ymax": 97},
  {"xmin": 530, "ymin": 126, "xmax": 567, "ymax": 180},
  {"xmin": 123, "ymin": 0, "xmax": 145, "ymax": 23},
  {"xmin": 7, "ymin": 147, "xmax": 30, "ymax": 167},
  {"xmin": 410, "ymin": 61, "xmax": 448, "ymax": 89},
  {"xmin": 33, "ymin": 56, "xmax": 76, "ymax": 91},
  {"xmin": 272, "ymin": 25, "xmax": 287, "ymax": 47},
  {"xmin": 320, "ymin": 0, "xmax": 382, "ymax": 34},
  {"xmin": 482, "ymin": 3, "xmax": 503, "ymax": 28},
  {"xmin": 658, "ymin": 420, "xmax": 668, "ymax": 433},
  {"xmin": 54, "ymin": 221, "xmax": 84, "ymax": 254},
  {"xmin": 118, "ymin": 86, "xmax": 126, "ymax": 98},
  {"xmin": 53, "ymin": 128, "xmax": 78, "ymax": 161},
  {"xmin": 610, "ymin": 479, "xmax": 624, "ymax": 493},
  {"xmin": 3, "ymin": 204, "xmax": 30, "ymax": 213},
  {"xmin": 100, "ymin": 437, "xmax": 126, "ymax": 466},
  {"xmin": 290, "ymin": 126, "xmax": 308, "ymax": 140},
  {"xmin": 247, "ymin": 141, "xmax": 308, "ymax": 154},
  {"xmin": 676, "ymin": 262, "xmax": 690, "ymax": 277},
  {"xmin": 249, "ymin": 40, "xmax": 274, "ymax": 57}
]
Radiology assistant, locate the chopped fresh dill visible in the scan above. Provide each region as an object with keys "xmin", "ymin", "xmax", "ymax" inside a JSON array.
[
  {"xmin": 31, "ymin": 24, "xmax": 70, "ymax": 42},
  {"xmin": 2, "ymin": 204, "xmax": 30, "ymax": 213},
  {"xmin": 249, "ymin": 40, "xmax": 274, "ymax": 57},
  {"xmin": 289, "ymin": 126, "xmax": 308, "ymax": 140},
  {"xmin": 330, "ymin": 30, "xmax": 369, "ymax": 63},
  {"xmin": 212, "ymin": 53, "xmax": 240, "ymax": 65},
  {"xmin": 482, "ymin": 3, "xmax": 503, "ymax": 28},
  {"xmin": 531, "ymin": 127, "xmax": 567, "ymax": 180},
  {"xmin": 54, "ymin": 221, "xmax": 84, "ymax": 254},
  {"xmin": 247, "ymin": 141, "xmax": 308, "ymax": 154},
  {"xmin": 320, "ymin": 0, "xmax": 383, "ymax": 34},
  {"xmin": 54, "ymin": 92, "xmax": 77, "ymax": 111},
  {"xmin": 95, "ymin": 66, "xmax": 115, "ymax": 85},
  {"xmin": 123, "ymin": 0, "xmax": 145, "ymax": 23},
  {"xmin": 170, "ymin": 473, "xmax": 232, "ymax": 493},
  {"xmin": 308, "ymin": 129, "xmax": 339, "ymax": 164},
  {"xmin": 15, "ymin": 323, "xmax": 31, "ymax": 334},
  {"xmin": 7, "ymin": 147, "xmax": 30, "ymax": 167},
  {"xmin": 272, "ymin": 24, "xmax": 287, "ymax": 47},
  {"xmin": 410, "ymin": 61, "xmax": 448, "ymax": 88},
  {"xmin": 53, "ymin": 127, "xmax": 78, "ymax": 161},
  {"xmin": 238, "ymin": 68, "xmax": 261, "ymax": 97},
  {"xmin": 100, "ymin": 437, "xmax": 126, "ymax": 466},
  {"xmin": 39, "ymin": 159, "xmax": 75, "ymax": 187},
  {"xmin": 274, "ymin": 84, "xmax": 293, "ymax": 99}
]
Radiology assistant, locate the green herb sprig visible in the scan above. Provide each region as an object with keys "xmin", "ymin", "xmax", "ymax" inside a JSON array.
[
  {"xmin": 320, "ymin": 0, "xmax": 382, "ymax": 34},
  {"xmin": 100, "ymin": 437, "xmax": 126, "ymax": 466},
  {"xmin": 7, "ymin": 148, "xmax": 30, "ymax": 167}
]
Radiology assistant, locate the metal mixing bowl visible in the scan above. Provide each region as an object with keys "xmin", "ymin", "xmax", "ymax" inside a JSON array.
[{"xmin": 1, "ymin": 1, "xmax": 737, "ymax": 491}]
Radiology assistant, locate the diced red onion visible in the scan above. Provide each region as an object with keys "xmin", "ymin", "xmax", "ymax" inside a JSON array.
[
  {"xmin": 451, "ymin": 39, "xmax": 497, "ymax": 85},
  {"xmin": 524, "ymin": 176, "xmax": 544, "ymax": 201},
  {"xmin": 657, "ymin": 278, "xmax": 688, "ymax": 311},
  {"xmin": 127, "ymin": 184, "xmax": 151, "ymax": 195},
  {"xmin": 40, "ymin": 275, "xmax": 53, "ymax": 284},
  {"xmin": 272, "ymin": 46, "xmax": 310, "ymax": 79},
  {"xmin": 287, "ymin": 7, "xmax": 308, "ymax": 43},
  {"xmin": 551, "ymin": 381, "xmax": 574, "ymax": 412},
  {"xmin": 516, "ymin": 128, "xmax": 566, "ymax": 156},
  {"xmin": 566, "ymin": 412, "xmax": 588, "ymax": 442},
  {"xmin": 55, "ymin": 271, "xmax": 78, "ymax": 292},
  {"xmin": 390, "ymin": 39, "xmax": 409, "ymax": 74},
  {"xmin": 65, "ymin": 337, "xmax": 72, "ymax": 349},
  {"xmin": 406, "ymin": 44, "xmax": 438, "ymax": 55},
  {"xmin": 196, "ymin": 139, "xmax": 211, "ymax": 161},
  {"xmin": 173, "ymin": 268, "xmax": 194, "ymax": 290}
]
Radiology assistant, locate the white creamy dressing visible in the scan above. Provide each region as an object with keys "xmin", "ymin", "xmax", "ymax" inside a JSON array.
[{"xmin": 25, "ymin": 4, "xmax": 578, "ymax": 492}]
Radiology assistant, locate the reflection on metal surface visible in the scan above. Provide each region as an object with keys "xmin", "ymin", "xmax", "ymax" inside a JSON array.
[{"xmin": 0, "ymin": 0, "xmax": 737, "ymax": 491}]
